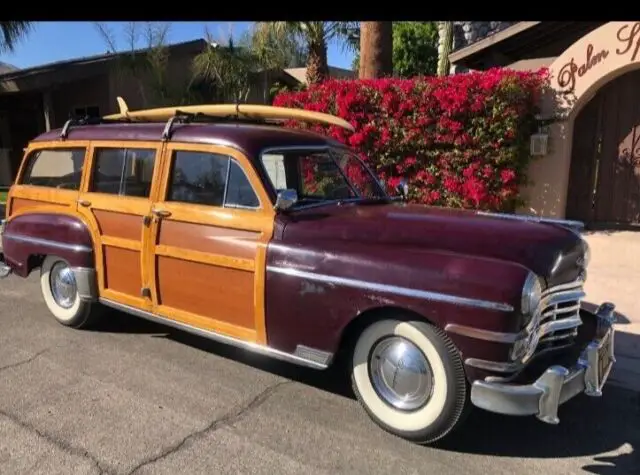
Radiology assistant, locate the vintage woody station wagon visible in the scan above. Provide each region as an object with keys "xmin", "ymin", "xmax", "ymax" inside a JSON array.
[{"xmin": 0, "ymin": 99, "xmax": 617, "ymax": 444}]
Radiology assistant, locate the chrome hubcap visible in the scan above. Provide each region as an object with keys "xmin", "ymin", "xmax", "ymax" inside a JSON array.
[
  {"xmin": 368, "ymin": 336, "xmax": 433, "ymax": 411},
  {"xmin": 49, "ymin": 262, "xmax": 77, "ymax": 309}
]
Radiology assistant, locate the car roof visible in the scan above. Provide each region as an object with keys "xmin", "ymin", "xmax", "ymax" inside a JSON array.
[{"xmin": 31, "ymin": 121, "xmax": 347, "ymax": 159}]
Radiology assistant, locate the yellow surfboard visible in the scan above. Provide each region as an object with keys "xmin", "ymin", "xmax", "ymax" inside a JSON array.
[{"xmin": 104, "ymin": 97, "xmax": 355, "ymax": 132}]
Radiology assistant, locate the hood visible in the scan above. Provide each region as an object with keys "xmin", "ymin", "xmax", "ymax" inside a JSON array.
[{"xmin": 278, "ymin": 202, "xmax": 585, "ymax": 281}]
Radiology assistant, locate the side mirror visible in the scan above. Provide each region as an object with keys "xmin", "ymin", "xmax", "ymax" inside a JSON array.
[
  {"xmin": 274, "ymin": 189, "xmax": 298, "ymax": 212},
  {"xmin": 395, "ymin": 178, "xmax": 409, "ymax": 201}
]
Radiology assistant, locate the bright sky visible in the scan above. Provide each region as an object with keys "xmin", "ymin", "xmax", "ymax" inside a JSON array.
[{"xmin": 0, "ymin": 21, "xmax": 355, "ymax": 70}]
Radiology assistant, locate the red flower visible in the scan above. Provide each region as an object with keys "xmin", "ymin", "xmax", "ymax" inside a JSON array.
[{"xmin": 273, "ymin": 67, "xmax": 548, "ymax": 211}]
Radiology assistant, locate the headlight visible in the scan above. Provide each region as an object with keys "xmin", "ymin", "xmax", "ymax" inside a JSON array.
[{"xmin": 521, "ymin": 272, "xmax": 542, "ymax": 317}]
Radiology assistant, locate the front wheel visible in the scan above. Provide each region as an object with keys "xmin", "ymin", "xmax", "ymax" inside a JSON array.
[
  {"xmin": 350, "ymin": 318, "xmax": 470, "ymax": 444},
  {"xmin": 39, "ymin": 255, "xmax": 102, "ymax": 329}
]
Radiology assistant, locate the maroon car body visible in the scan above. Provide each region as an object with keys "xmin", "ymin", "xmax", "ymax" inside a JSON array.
[{"xmin": 0, "ymin": 114, "xmax": 617, "ymax": 444}]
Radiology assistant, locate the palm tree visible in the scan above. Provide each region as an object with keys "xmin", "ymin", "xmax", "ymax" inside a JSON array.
[
  {"xmin": 255, "ymin": 22, "xmax": 357, "ymax": 85},
  {"xmin": 0, "ymin": 21, "xmax": 32, "ymax": 53},
  {"xmin": 358, "ymin": 22, "xmax": 393, "ymax": 79}
]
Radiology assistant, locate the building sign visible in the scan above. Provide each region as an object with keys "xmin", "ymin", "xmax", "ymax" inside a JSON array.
[{"xmin": 557, "ymin": 22, "xmax": 640, "ymax": 92}]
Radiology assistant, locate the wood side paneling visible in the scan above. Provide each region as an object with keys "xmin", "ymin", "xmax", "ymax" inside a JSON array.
[
  {"xmin": 94, "ymin": 209, "xmax": 142, "ymax": 241},
  {"xmin": 156, "ymin": 255, "xmax": 255, "ymax": 329},
  {"xmin": 103, "ymin": 247, "xmax": 142, "ymax": 295},
  {"xmin": 10, "ymin": 198, "xmax": 65, "ymax": 215},
  {"xmin": 157, "ymin": 220, "xmax": 259, "ymax": 260}
]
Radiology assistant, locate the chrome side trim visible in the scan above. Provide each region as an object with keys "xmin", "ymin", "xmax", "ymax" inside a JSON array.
[
  {"xmin": 293, "ymin": 345, "xmax": 333, "ymax": 366},
  {"xmin": 267, "ymin": 266, "xmax": 514, "ymax": 312},
  {"xmin": 71, "ymin": 267, "xmax": 98, "ymax": 302},
  {"xmin": 475, "ymin": 211, "xmax": 585, "ymax": 231},
  {"xmin": 3, "ymin": 234, "xmax": 92, "ymax": 253},
  {"xmin": 98, "ymin": 298, "xmax": 332, "ymax": 370}
]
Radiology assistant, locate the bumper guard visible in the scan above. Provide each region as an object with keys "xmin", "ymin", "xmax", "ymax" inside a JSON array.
[{"xmin": 470, "ymin": 302, "xmax": 616, "ymax": 424}]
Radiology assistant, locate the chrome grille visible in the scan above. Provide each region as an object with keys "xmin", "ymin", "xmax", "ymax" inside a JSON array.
[{"xmin": 536, "ymin": 280, "xmax": 585, "ymax": 349}]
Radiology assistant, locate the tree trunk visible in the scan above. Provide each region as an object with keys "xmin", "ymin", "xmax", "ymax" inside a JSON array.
[
  {"xmin": 437, "ymin": 22, "xmax": 453, "ymax": 77},
  {"xmin": 358, "ymin": 22, "xmax": 393, "ymax": 79},
  {"xmin": 306, "ymin": 39, "xmax": 329, "ymax": 85}
]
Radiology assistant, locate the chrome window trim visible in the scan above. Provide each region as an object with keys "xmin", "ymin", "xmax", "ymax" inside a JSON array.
[{"xmin": 267, "ymin": 266, "xmax": 514, "ymax": 312}]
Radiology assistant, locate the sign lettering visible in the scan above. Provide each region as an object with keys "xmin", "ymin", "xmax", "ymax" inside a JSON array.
[
  {"xmin": 616, "ymin": 22, "xmax": 640, "ymax": 61},
  {"xmin": 556, "ymin": 22, "xmax": 640, "ymax": 92},
  {"xmin": 557, "ymin": 44, "xmax": 609, "ymax": 91}
]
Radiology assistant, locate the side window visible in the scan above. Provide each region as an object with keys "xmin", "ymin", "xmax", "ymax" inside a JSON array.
[
  {"xmin": 225, "ymin": 160, "xmax": 260, "ymax": 208},
  {"xmin": 166, "ymin": 150, "xmax": 260, "ymax": 209},
  {"xmin": 90, "ymin": 147, "xmax": 156, "ymax": 198},
  {"xmin": 20, "ymin": 148, "xmax": 86, "ymax": 190}
]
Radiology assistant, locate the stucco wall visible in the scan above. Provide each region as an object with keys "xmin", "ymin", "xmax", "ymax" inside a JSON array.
[{"xmin": 521, "ymin": 21, "xmax": 640, "ymax": 218}]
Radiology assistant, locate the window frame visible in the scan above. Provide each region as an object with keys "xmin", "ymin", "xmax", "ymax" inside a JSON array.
[
  {"xmin": 17, "ymin": 146, "xmax": 88, "ymax": 190},
  {"xmin": 164, "ymin": 148, "xmax": 261, "ymax": 211},
  {"xmin": 87, "ymin": 145, "xmax": 159, "ymax": 200}
]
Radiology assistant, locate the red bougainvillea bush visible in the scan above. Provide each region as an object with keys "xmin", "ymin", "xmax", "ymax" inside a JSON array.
[{"xmin": 273, "ymin": 68, "xmax": 550, "ymax": 211}]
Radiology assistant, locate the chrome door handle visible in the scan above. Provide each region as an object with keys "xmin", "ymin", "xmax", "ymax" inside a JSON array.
[
  {"xmin": 152, "ymin": 209, "xmax": 172, "ymax": 218},
  {"xmin": 77, "ymin": 199, "xmax": 91, "ymax": 207}
]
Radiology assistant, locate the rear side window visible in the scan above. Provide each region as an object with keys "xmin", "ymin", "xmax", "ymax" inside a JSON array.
[
  {"xmin": 20, "ymin": 148, "xmax": 86, "ymax": 190},
  {"xmin": 166, "ymin": 150, "xmax": 260, "ymax": 209},
  {"xmin": 90, "ymin": 147, "xmax": 156, "ymax": 198}
]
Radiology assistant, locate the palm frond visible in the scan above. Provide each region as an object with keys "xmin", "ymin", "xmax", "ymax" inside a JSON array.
[{"xmin": 0, "ymin": 21, "xmax": 33, "ymax": 53}]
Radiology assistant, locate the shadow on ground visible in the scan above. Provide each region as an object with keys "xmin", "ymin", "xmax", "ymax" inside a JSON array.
[{"xmin": 94, "ymin": 307, "xmax": 639, "ymax": 473}]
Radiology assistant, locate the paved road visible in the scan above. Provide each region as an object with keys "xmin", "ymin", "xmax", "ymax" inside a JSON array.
[{"xmin": 0, "ymin": 273, "xmax": 638, "ymax": 474}]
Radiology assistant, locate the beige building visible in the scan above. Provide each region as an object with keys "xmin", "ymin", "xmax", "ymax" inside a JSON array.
[{"xmin": 448, "ymin": 21, "xmax": 640, "ymax": 230}]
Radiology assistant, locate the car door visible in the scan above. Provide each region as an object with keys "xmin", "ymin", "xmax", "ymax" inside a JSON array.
[
  {"xmin": 76, "ymin": 141, "xmax": 165, "ymax": 311},
  {"xmin": 147, "ymin": 142, "xmax": 275, "ymax": 344}
]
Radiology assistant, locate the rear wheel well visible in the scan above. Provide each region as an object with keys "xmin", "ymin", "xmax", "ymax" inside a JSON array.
[{"xmin": 332, "ymin": 306, "xmax": 435, "ymax": 367}]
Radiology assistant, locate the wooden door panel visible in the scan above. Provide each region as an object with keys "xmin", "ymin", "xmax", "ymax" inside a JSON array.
[
  {"xmin": 149, "ymin": 143, "xmax": 275, "ymax": 344},
  {"xmin": 76, "ymin": 141, "xmax": 165, "ymax": 310},
  {"xmin": 150, "ymin": 203, "xmax": 268, "ymax": 341},
  {"xmin": 78, "ymin": 193, "xmax": 150, "ymax": 309}
]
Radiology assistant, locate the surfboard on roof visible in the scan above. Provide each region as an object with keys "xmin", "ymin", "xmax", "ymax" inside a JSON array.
[{"xmin": 103, "ymin": 96, "xmax": 355, "ymax": 132}]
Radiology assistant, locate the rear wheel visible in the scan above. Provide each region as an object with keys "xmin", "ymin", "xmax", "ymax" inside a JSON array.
[
  {"xmin": 39, "ymin": 255, "xmax": 101, "ymax": 329},
  {"xmin": 350, "ymin": 318, "xmax": 470, "ymax": 444}
]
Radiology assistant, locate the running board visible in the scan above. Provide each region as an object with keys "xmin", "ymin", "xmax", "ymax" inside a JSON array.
[{"xmin": 98, "ymin": 298, "xmax": 332, "ymax": 370}]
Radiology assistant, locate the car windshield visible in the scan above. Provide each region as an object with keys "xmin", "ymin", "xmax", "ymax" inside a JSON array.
[{"xmin": 260, "ymin": 147, "xmax": 388, "ymax": 208}]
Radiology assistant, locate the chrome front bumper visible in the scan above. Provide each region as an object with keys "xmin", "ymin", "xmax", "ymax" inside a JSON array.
[{"xmin": 470, "ymin": 302, "xmax": 616, "ymax": 424}]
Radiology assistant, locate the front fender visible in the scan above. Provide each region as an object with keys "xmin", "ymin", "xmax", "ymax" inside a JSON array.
[
  {"xmin": 264, "ymin": 240, "xmax": 530, "ymax": 362},
  {"xmin": 2, "ymin": 212, "xmax": 95, "ymax": 277}
]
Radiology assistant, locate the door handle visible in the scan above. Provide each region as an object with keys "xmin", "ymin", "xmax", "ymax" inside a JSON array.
[
  {"xmin": 152, "ymin": 209, "xmax": 172, "ymax": 218},
  {"xmin": 77, "ymin": 199, "xmax": 91, "ymax": 207}
]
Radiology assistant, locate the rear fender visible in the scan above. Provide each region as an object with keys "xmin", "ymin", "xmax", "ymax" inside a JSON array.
[{"xmin": 1, "ymin": 212, "xmax": 98, "ymax": 301}]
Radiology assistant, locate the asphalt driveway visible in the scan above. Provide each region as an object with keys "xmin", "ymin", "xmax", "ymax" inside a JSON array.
[{"xmin": 0, "ymin": 231, "xmax": 638, "ymax": 474}]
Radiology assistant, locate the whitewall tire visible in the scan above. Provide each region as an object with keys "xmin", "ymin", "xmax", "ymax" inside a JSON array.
[
  {"xmin": 351, "ymin": 318, "xmax": 469, "ymax": 444},
  {"xmin": 39, "ymin": 255, "xmax": 100, "ymax": 329}
]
